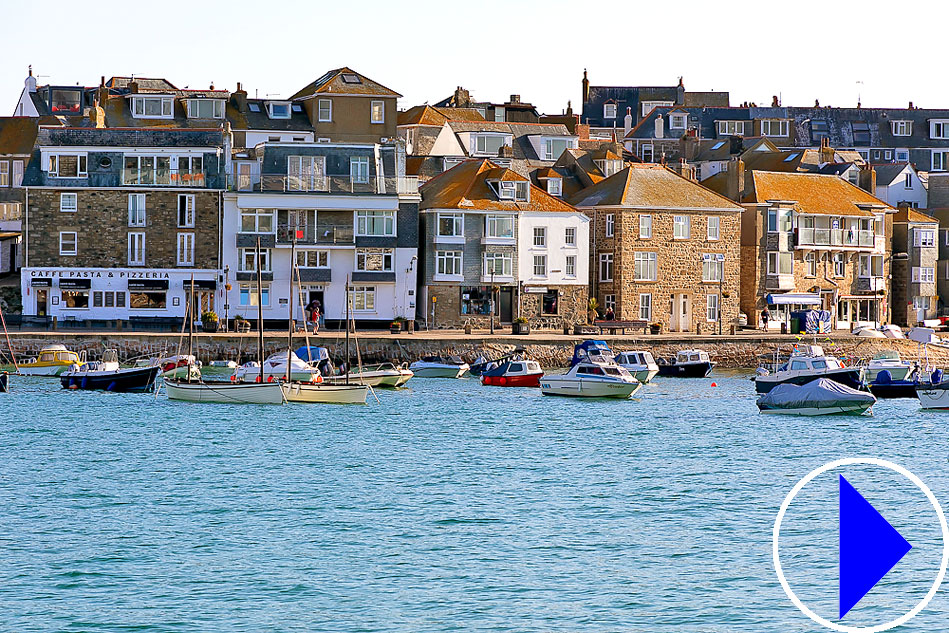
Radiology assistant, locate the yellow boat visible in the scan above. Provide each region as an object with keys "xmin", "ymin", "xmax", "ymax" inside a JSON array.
[{"xmin": 19, "ymin": 344, "xmax": 86, "ymax": 376}]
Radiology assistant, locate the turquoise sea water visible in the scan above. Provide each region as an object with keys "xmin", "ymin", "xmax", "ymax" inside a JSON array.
[{"xmin": 2, "ymin": 372, "xmax": 949, "ymax": 632}]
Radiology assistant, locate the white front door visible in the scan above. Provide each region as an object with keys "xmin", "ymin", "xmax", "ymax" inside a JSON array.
[{"xmin": 671, "ymin": 293, "xmax": 691, "ymax": 332}]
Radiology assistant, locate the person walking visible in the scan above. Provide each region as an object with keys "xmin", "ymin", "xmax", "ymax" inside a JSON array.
[
  {"xmin": 760, "ymin": 307, "xmax": 771, "ymax": 331},
  {"xmin": 306, "ymin": 299, "xmax": 322, "ymax": 334}
]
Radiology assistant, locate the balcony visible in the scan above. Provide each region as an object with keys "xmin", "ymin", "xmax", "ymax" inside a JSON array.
[
  {"xmin": 797, "ymin": 228, "xmax": 875, "ymax": 249},
  {"xmin": 277, "ymin": 223, "xmax": 354, "ymax": 245},
  {"xmin": 122, "ymin": 168, "xmax": 208, "ymax": 187},
  {"xmin": 856, "ymin": 276, "xmax": 886, "ymax": 293},
  {"xmin": 230, "ymin": 173, "xmax": 418, "ymax": 195}
]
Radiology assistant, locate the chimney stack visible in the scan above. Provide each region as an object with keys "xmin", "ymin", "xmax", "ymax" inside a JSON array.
[
  {"xmin": 671, "ymin": 157, "xmax": 696, "ymax": 181},
  {"xmin": 819, "ymin": 137, "xmax": 834, "ymax": 165},
  {"xmin": 858, "ymin": 164, "xmax": 877, "ymax": 193},
  {"xmin": 24, "ymin": 66, "xmax": 37, "ymax": 93},
  {"xmin": 772, "ymin": 95, "xmax": 779, "ymax": 107},
  {"xmin": 508, "ymin": 94, "xmax": 520, "ymax": 104},
  {"xmin": 680, "ymin": 131, "xmax": 700, "ymax": 161},
  {"xmin": 909, "ymin": 101, "xmax": 914, "ymax": 109},
  {"xmin": 624, "ymin": 107, "xmax": 633, "ymax": 137},
  {"xmin": 96, "ymin": 76, "xmax": 109, "ymax": 110},
  {"xmin": 128, "ymin": 80, "xmax": 139, "ymax": 94},
  {"xmin": 582, "ymin": 69, "xmax": 590, "ymax": 103},
  {"xmin": 729, "ymin": 135, "xmax": 743, "ymax": 155},
  {"xmin": 233, "ymin": 82, "xmax": 248, "ymax": 112},
  {"xmin": 566, "ymin": 100, "xmax": 573, "ymax": 117},
  {"xmin": 725, "ymin": 158, "xmax": 745, "ymax": 202},
  {"xmin": 499, "ymin": 144, "xmax": 514, "ymax": 158},
  {"xmin": 453, "ymin": 86, "xmax": 471, "ymax": 108}
]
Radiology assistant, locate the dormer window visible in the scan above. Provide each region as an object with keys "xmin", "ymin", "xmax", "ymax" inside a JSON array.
[
  {"xmin": 669, "ymin": 114, "xmax": 688, "ymax": 129},
  {"xmin": 717, "ymin": 121, "xmax": 746, "ymax": 136},
  {"xmin": 131, "ymin": 96, "xmax": 173, "ymax": 119},
  {"xmin": 267, "ymin": 102, "xmax": 291, "ymax": 119},
  {"xmin": 604, "ymin": 102, "xmax": 617, "ymax": 119},
  {"xmin": 596, "ymin": 159, "xmax": 623, "ymax": 177},
  {"xmin": 50, "ymin": 89, "xmax": 82, "ymax": 113},
  {"xmin": 547, "ymin": 178, "xmax": 562, "ymax": 196},
  {"xmin": 543, "ymin": 138, "xmax": 574, "ymax": 161},
  {"xmin": 641, "ymin": 101, "xmax": 673, "ymax": 117},
  {"xmin": 496, "ymin": 180, "xmax": 529, "ymax": 202},
  {"xmin": 892, "ymin": 120, "xmax": 912, "ymax": 136},
  {"xmin": 187, "ymin": 99, "xmax": 224, "ymax": 119},
  {"xmin": 761, "ymin": 119, "xmax": 789, "ymax": 137},
  {"xmin": 473, "ymin": 134, "xmax": 510, "ymax": 156}
]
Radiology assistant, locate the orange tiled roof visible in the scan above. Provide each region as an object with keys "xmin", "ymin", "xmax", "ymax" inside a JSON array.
[
  {"xmin": 420, "ymin": 159, "xmax": 579, "ymax": 213},
  {"xmin": 745, "ymin": 171, "xmax": 892, "ymax": 217},
  {"xmin": 892, "ymin": 207, "xmax": 938, "ymax": 224}
]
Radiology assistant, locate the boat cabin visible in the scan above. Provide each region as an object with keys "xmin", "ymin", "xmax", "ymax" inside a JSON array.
[
  {"xmin": 676, "ymin": 350, "xmax": 710, "ymax": 365},
  {"xmin": 37, "ymin": 347, "xmax": 81, "ymax": 364},
  {"xmin": 575, "ymin": 363, "xmax": 629, "ymax": 378},
  {"xmin": 784, "ymin": 355, "xmax": 844, "ymax": 373},
  {"xmin": 505, "ymin": 360, "xmax": 541, "ymax": 375},
  {"xmin": 615, "ymin": 351, "xmax": 656, "ymax": 367}
]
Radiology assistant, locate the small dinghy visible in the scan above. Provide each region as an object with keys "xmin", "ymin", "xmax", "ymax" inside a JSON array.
[
  {"xmin": 409, "ymin": 355, "xmax": 470, "ymax": 378},
  {"xmin": 657, "ymin": 349, "xmax": 716, "ymax": 378},
  {"xmin": 756, "ymin": 378, "xmax": 875, "ymax": 416}
]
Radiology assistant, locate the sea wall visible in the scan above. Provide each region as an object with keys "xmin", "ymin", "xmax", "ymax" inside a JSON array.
[{"xmin": 2, "ymin": 331, "xmax": 947, "ymax": 369}]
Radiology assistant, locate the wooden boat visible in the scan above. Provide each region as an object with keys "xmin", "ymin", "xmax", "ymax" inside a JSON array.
[
  {"xmin": 281, "ymin": 380, "xmax": 368, "ymax": 404},
  {"xmin": 754, "ymin": 345, "xmax": 862, "ymax": 393},
  {"xmin": 164, "ymin": 379, "xmax": 285, "ymax": 404},
  {"xmin": 541, "ymin": 359, "xmax": 641, "ymax": 398},
  {"xmin": 756, "ymin": 378, "xmax": 875, "ymax": 415},
  {"xmin": 614, "ymin": 350, "xmax": 660, "ymax": 383},
  {"xmin": 18, "ymin": 344, "xmax": 85, "ymax": 376},
  {"xmin": 324, "ymin": 362, "xmax": 413, "ymax": 388},
  {"xmin": 481, "ymin": 358, "xmax": 543, "ymax": 387},
  {"xmin": 657, "ymin": 349, "xmax": 716, "ymax": 378}
]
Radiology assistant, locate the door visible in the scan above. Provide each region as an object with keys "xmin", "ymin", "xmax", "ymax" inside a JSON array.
[
  {"xmin": 36, "ymin": 289, "xmax": 48, "ymax": 317},
  {"xmin": 673, "ymin": 293, "xmax": 691, "ymax": 332},
  {"xmin": 197, "ymin": 291, "xmax": 214, "ymax": 315},
  {"xmin": 237, "ymin": 163, "xmax": 253, "ymax": 191},
  {"xmin": 307, "ymin": 290, "xmax": 325, "ymax": 322},
  {"xmin": 499, "ymin": 288, "xmax": 513, "ymax": 323}
]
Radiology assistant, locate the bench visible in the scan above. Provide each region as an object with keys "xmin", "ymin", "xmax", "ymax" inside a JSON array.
[{"xmin": 594, "ymin": 319, "xmax": 649, "ymax": 335}]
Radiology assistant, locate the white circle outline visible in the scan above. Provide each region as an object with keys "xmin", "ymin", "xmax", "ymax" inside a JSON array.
[{"xmin": 773, "ymin": 457, "xmax": 949, "ymax": 632}]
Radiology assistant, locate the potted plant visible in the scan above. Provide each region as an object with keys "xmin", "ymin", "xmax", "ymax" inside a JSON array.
[
  {"xmin": 201, "ymin": 310, "xmax": 219, "ymax": 333},
  {"xmin": 513, "ymin": 316, "xmax": 530, "ymax": 335},
  {"xmin": 587, "ymin": 298, "xmax": 601, "ymax": 324},
  {"xmin": 234, "ymin": 314, "xmax": 251, "ymax": 333},
  {"xmin": 649, "ymin": 322, "xmax": 662, "ymax": 335},
  {"xmin": 390, "ymin": 316, "xmax": 406, "ymax": 334}
]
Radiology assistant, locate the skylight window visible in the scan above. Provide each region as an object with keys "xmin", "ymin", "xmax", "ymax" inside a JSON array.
[
  {"xmin": 784, "ymin": 153, "xmax": 799, "ymax": 162},
  {"xmin": 248, "ymin": 103, "xmax": 260, "ymax": 112},
  {"xmin": 342, "ymin": 73, "xmax": 361, "ymax": 84},
  {"xmin": 711, "ymin": 141, "xmax": 725, "ymax": 150},
  {"xmin": 292, "ymin": 104, "xmax": 303, "ymax": 112}
]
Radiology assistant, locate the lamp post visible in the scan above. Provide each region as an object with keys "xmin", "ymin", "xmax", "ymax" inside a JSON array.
[
  {"xmin": 489, "ymin": 268, "xmax": 495, "ymax": 335},
  {"xmin": 223, "ymin": 265, "xmax": 230, "ymax": 332}
]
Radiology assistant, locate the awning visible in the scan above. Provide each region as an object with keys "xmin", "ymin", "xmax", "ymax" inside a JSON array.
[
  {"xmin": 839, "ymin": 295, "xmax": 882, "ymax": 300},
  {"xmin": 30, "ymin": 278, "xmax": 51, "ymax": 288},
  {"xmin": 183, "ymin": 279, "xmax": 217, "ymax": 290},
  {"xmin": 128, "ymin": 280, "xmax": 169, "ymax": 291},
  {"xmin": 59, "ymin": 279, "xmax": 91, "ymax": 290},
  {"xmin": 766, "ymin": 293, "xmax": 822, "ymax": 306}
]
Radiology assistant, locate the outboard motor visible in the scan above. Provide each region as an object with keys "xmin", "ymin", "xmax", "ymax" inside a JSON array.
[
  {"xmin": 932, "ymin": 368, "xmax": 944, "ymax": 385},
  {"xmin": 876, "ymin": 370, "xmax": 892, "ymax": 385}
]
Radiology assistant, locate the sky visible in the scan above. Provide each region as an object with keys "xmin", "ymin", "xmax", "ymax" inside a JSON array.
[{"xmin": 2, "ymin": 0, "xmax": 946, "ymax": 117}]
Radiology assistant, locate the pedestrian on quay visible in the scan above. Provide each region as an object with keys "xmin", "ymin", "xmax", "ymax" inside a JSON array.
[
  {"xmin": 760, "ymin": 307, "xmax": 770, "ymax": 331},
  {"xmin": 604, "ymin": 307, "xmax": 615, "ymax": 321},
  {"xmin": 306, "ymin": 299, "xmax": 322, "ymax": 334}
]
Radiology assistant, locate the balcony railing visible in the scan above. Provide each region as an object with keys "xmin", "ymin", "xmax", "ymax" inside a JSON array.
[
  {"xmin": 276, "ymin": 224, "xmax": 354, "ymax": 245},
  {"xmin": 122, "ymin": 168, "xmax": 208, "ymax": 187},
  {"xmin": 229, "ymin": 173, "xmax": 418, "ymax": 195},
  {"xmin": 797, "ymin": 228, "xmax": 875, "ymax": 248}
]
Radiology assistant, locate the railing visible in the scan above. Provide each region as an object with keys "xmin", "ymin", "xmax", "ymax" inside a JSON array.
[
  {"xmin": 277, "ymin": 223, "xmax": 354, "ymax": 245},
  {"xmin": 797, "ymin": 228, "xmax": 876, "ymax": 248},
  {"xmin": 0, "ymin": 202, "xmax": 22, "ymax": 221},
  {"xmin": 229, "ymin": 173, "xmax": 418, "ymax": 195},
  {"xmin": 122, "ymin": 168, "xmax": 208, "ymax": 187}
]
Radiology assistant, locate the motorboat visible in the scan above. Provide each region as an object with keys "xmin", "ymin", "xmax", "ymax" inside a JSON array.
[
  {"xmin": 324, "ymin": 362, "xmax": 413, "ymax": 388},
  {"xmin": 614, "ymin": 350, "xmax": 659, "ymax": 383},
  {"xmin": 756, "ymin": 378, "xmax": 876, "ymax": 416},
  {"xmin": 135, "ymin": 354, "xmax": 201, "ymax": 380},
  {"xmin": 164, "ymin": 378, "xmax": 285, "ymax": 404},
  {"xmin": 570, "ymin": 340, "xmax": 615, "ymax": 366},
  {"xmin": 656, "ymin": 349, "xmax": 716, "ymax": 378},
  {"xmin": 61, "ymin": 350, "xmax": 161, "ymax": 393},
  {"xmin": 18, "ymin": 344, "xmax": 85, "ymax": 376},
  {"xmin": 210, "ymin": 360, "xmax": 237, "ymax": 368},
  {"xmin": 0, "ymin": 372, "xmax": 8, "ymax": 393},
  {"xmin": 882, "ymin": 324, "xmax": 905, "ymax": 339},
  {"xmin": 481, "ymin": 358, "xmax": 543, "ymax": 387},
  {"xmin": 852, "ymin": 325, "xmax": 887, "ymax": 338},
  {"xmin": 469, "ymin": 347, "xmax": 528, "ymax": 377},
  {"xmin": 868, "ymin": 368, "xmax": 920, "ymax": 399},
  {"xmin": 865, "ymin": 350, "xmax": 914, "ymax": 382},
  {"xmin": 408, "ymin": 355, "xmax": 470, "ymax": 378},
  {"xmin": 281, "ymin": 380, "xmax": 368, "ymax": 404},
  {"xmin": 540, "ymin": 358, "xmax": 641, "ymax": 398},
  {"xmin": 754, "ymin": 345, "xmax": 863, "ymax": 393},
  {"xmin": 233, "ymin": 350, "xmax": 319, "ymax": 383},
  {"xmin": 917, "ymin": 368, "xmax": 949, "ymax": 409}
]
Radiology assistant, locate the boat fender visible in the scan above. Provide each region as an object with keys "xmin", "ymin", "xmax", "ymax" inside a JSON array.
[
  {"xmin": 255, "ymin": 376, "xmax": 261, "ymax": 383},
  {"xmin": 81, "ymin": 376, "xmax": 88, "ymax": 389},
  {"xmin": 876, "ymin": 370, "xmax": 892, "ymax": 385},
  {"xmin": 267, "ymin": 376, "xmax": 275, "ymax": 383},
  {"xmin": 315, "ymin": 374, "xmax": 323, "ymax": 383},
  {"xmin": 499, "ymin": 376, "xmax": 506, "ymax": 386},
  {"xmin": 230, "ymin": 375, "xmax": 236, "ymax": 382},
  {"xmin": 107, "ymin": 381, "xmax": 117, "ymax": 392}
]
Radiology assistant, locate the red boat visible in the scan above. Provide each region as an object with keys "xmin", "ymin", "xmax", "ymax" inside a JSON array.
[{"xmin": 480, "ymin": 359, "xmax": 544, "ymax": 387}]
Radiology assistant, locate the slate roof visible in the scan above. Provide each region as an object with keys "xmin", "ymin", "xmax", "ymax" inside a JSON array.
[
  {"xmin": 106, "ymin": 77, "xmax": 178, "ymax": 91},
  {"xmin": 420, "ymin": 159, "xmax": 579, "ymax": 213},
  {"xmin": 0, "ymin": 118, "xmax": 39, "ymax": 155},
  {"xmin": 743, "ymin": 171, "xmax": 891, "ymax": 216},
  {"xmin": 289, "ymin": 67, "xmax": 401, "ymax": 100},
  {"xmin": 872, "ymin": 163, "xmax": 911, "ymax": 186},
  {"xmin": 446, "ymin": 121, "xmax": 572, "ymax": 161},
  {"xmin": 582, "ymin": 80, "xmax": 729, "ymax": 128},
  {"xmin": 35, "ymin": 127, "xmax": 224, "ymax": 148},
  {"xmin": 226, "ymin": 99, "xmax": 314, "ymax": 132},
  {"xmin": 626, "ymin": 106, "xmax": 760, "ymax": 140},
  {"xmin": 569, "ymin": 163, "xmax": 743, "ymax": 210},
  {"xmin": 892, "ymin": 207, "xmax": 937, "ymax": 223},
  {"xmin": 398, "ymin": 105, "xmax": 484, "ymax": 126}
]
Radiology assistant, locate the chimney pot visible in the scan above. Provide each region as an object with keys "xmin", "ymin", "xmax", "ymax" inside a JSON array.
[
  {"xmin": 909, "ymin": 101, "xmax": 914, "ymax": 109},
  {"xmin": 509, "ymin": 94, "xmax": 520, "ymax": 104}
]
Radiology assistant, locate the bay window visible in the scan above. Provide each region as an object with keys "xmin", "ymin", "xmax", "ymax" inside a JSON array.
[
  {"xmin": 767, "ymin": 252, "xmax": 793, "ymax": 275},
  {"xmin": 356, "ymin": 210, "xmax": 395, "ymax": 236},
  {"xmin": 437, "ymin": 213, "xmax": 464, "ymax": 238},
  {"xmin": 485, "ymin": 214, "xmax": 514, "ymax": 238},
  {"xmin": 483, "ymin": 252, "xmax": 513, "ymax": 277}
]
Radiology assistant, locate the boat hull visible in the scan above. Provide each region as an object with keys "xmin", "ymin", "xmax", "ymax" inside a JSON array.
[
  {"xmin": 481, "ymin": 373, "xmax": 542, "ymax": 388},
  {"xmin": 627, "ymin": 368, "xmax": 659, "ymax": 383},
  {"xmin": 410, "ymin": 366, "xmax": 467, "ymax": 378},
  {"xmin": 324, "ymin": 369, "xmax": 413, "ymax": 388},
  {"xmin": 61, "ymin": 365, "xmax": 161, "ymax": 393},
  {"xmin": 757, "ymin": 403, "xmax": 873, "ymax": 416},
  {"xmin": 0, "ymin": 372, "xmax": 7, "ymax": 393},
  {"xmin": 164, "ymin": 380, "xmax": 285, "ymax": 404},
  {"xmin": 656, "ymin": 362, "xmax": 715, "ymax": 378},
  {"xmin": 917, "ymin": 384, "xmax": 949, "ymax": 409},
  {"xmin": 868, "ymin": 381, "xmax": 919, "ymax": 399},
  {"xmin": 755, "ymin": 367, "xmax": 864, "ymax": 393},
  {"xmin": 540, "ymin": 376, "xmax": 641, "ymax": 398},
  {"xmin": 281, "ymin": 382, "xmax": 368, "ymax": 404},
  {"xmin": 18, "ymin": 363, "xmax": 74, "ymax": 376},
  {"xmin": 866, "ymin": 366, "xmax": 912, "ymax": 382}
]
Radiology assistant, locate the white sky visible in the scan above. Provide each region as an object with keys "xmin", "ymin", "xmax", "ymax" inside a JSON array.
[{"xmin": 2, "ymin": 0, "xmax": 946, "ymax": 117}]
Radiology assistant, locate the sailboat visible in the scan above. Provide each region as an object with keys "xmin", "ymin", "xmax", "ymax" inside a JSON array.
[
  {"xmin": 280, "ymin": 238, "xmax": 367, "ymax": 404},
  {"xmin": 165, "ymin": 245, "xmax": 284, "ymax": 405}
]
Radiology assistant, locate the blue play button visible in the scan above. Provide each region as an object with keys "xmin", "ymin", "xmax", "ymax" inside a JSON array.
[{"xmin": 839, "ymin": 474, "xmax": 913, "ymax": 619}]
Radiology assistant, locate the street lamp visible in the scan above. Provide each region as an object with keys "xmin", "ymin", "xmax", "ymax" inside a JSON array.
[{"xmin": 489, "ymin": 268, "xmax": 495, "ymax": 335}]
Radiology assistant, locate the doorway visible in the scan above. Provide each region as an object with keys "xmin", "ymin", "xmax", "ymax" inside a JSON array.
[
  {"xmin": 672, "ymin": 293, "xmax": 691, "ymax": 332},
  {"xmin": 499, "ymin": 288, "xmax": 513, "ymax": 323},
  {"xmin": 9, "ymin": 242, "xmax": 15, "ymax": 273},
  {"xmin": 307, "ymin": 290, "xmax": 325, "ymax": 320},
  {"xmin": 36, "ymin": 289, "xmax": 48, "ymax": 317}
]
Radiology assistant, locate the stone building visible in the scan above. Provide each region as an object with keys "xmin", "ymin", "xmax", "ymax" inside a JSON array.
[
  {"xmin": 736, "ymin": 170, "xmax": 894, "ymax": 330},
  {"xmin": 890, "ymin": 208, "xmax": 938, "ymax": 325},
  {"xmin": 0, "ymin": 117, "xmax": 38, "ymax": 276},
  {"xmin": 20, "ymin": 127, "xmax": 226, "ymax": 323},
  {"xmin": 419, "ymin": 159, "xmax": 589, "ymax": 329},
  {"xmin": 569, "ymin": 164, "xmax": 743, "ymax": 332}
]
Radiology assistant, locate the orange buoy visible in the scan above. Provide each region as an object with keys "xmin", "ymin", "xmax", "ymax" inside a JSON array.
[
  {"xmin": 711, "ymin": 382, "xmax": 717, "ymax": 387},
  {"xmin": 315, "ymin": 374, "xmax": 323, "ymax": 383}
]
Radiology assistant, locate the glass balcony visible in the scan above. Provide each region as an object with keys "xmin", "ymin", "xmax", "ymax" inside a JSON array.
[
  {"xmin": 231, "ymin": 173, "xmax": 418, "ymax": 195},
  {"xmin": 797, "ymin": 228, "xmax": 876, "ymax": 249},
  {"xmin": 122, "ymin": 168, "xmax": 208, "ymax": 187}
]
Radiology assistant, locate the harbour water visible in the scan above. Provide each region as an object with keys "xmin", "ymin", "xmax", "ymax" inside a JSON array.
[{"xmin": 2, "ymin": 372, "xmax": 948, "ymax": 631}]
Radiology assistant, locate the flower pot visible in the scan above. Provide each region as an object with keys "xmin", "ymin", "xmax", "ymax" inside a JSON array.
[
  {"xmin": 513, "ymin": 323, "xmax": 530, "ymax": 335},
  {"xmin": 650, "ymin": 325, "xmax": 661, "ymax": 335},
  {"xmin": 389, "ymin": 324, "xmax": 402, "ymax": 334},
  {"xmin": 202, "ymin": 321, "xmax": 219, "ymax": 333},
  {"xmin": 235, "ymin": 320, "xmax": 251, "ymax": 333}
]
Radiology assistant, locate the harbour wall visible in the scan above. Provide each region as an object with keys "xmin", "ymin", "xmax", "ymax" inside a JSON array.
[{"xmin": 1, "ymin": 332, "xmax": 946, "ymax": 369}]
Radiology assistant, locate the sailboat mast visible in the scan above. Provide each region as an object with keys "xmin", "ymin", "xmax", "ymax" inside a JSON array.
[
  {"xmin": 256, "ymin": 236, "xmax": 265, "ymax": 384},
  {"xmin": 345, "ymin": 279, "xmax": 350, "ymax": 385},
  {"xmin": 287, "ymin": 237, "xmax": 295, "ymax": 382},
  {"xmin": 188, "ymin": 274, "xmax": 195, "ymax": 362}
]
